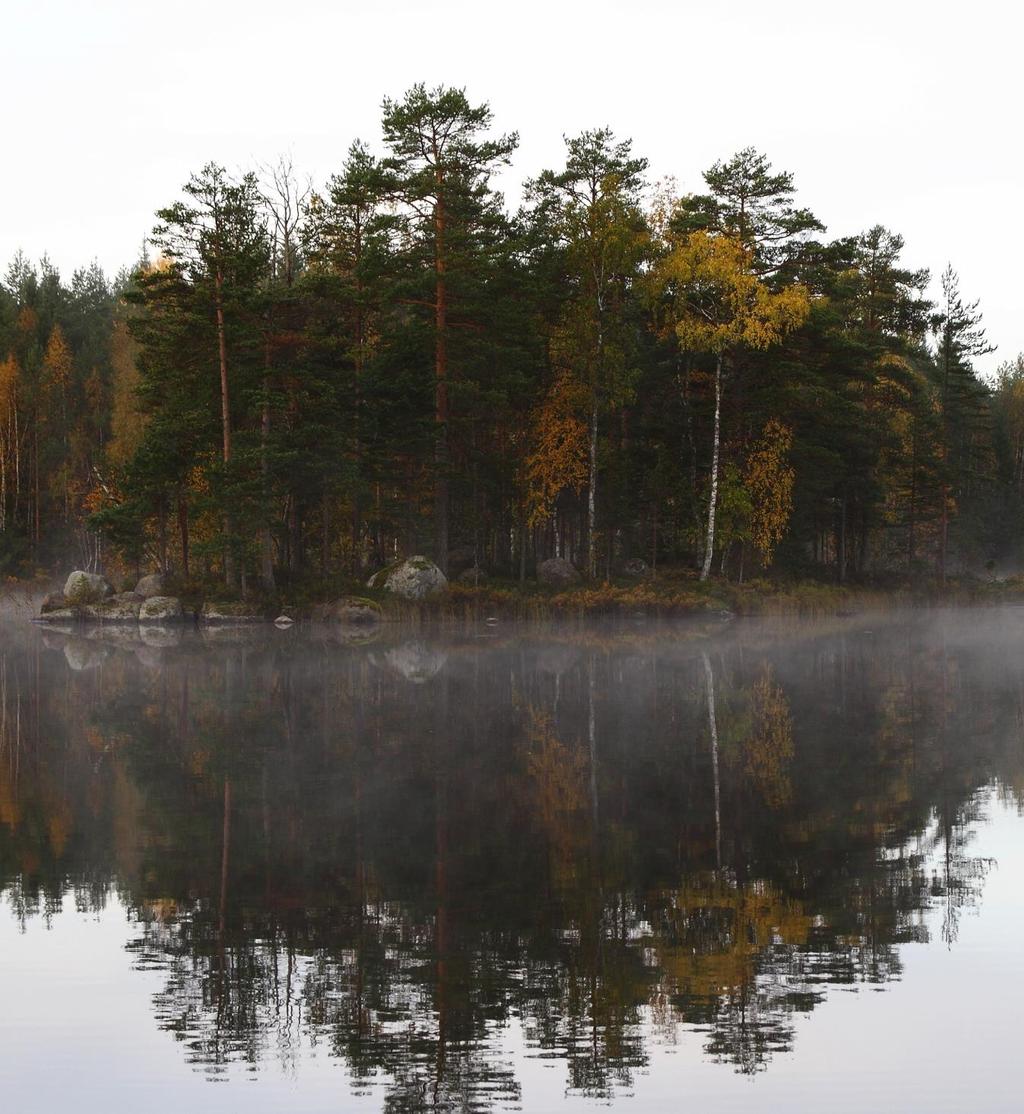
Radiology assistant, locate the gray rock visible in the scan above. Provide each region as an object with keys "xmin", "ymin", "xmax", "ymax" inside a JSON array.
[
  {"xmin": 537, "ymin": 557, "xmax": 581, "ymax": 587},
  {"xmin": 201, "ymin": 601, "xmax": 264, "ymax": 624},
  {"xmin": 135, "ymin": 573, "xmax": 166, "ymax": 599},
  {"xmin": 458, "ymin": 565, "xmax": 487, "ymax": 585},
  {"xmin": 312, "ymin": 596, "xmax": 383, "ymax": 625},
  {"xmin": 37, "ymin": 608, "xmax": 77, "ymax": 623},
  {"xmin": 367, "ymin": 556, "xmax": 448, "ymax": 601},
  {"xmin": 140, "ymin": 596, "xmax": 184, "ymax": 622},
  {"xmin": 82, "ymin": 598, "xmax": 141, "ymax": 622},
  {"xmin": 63, "ymin": 570, "xmax": 113, "ymax": 606}
]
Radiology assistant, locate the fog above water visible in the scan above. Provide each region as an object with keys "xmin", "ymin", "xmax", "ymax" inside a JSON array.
[{"xmin": 2, "ymin": 609, "xmax": 1024, "ymax": 1112}]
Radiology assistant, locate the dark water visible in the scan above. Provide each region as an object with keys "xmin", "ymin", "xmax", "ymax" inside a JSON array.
[{"xmin": 2, "ymin": 611, "xmax": 1023, "ymax": 1112}]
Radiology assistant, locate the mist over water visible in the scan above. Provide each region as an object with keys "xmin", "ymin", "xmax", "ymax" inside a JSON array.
[{"xmin": 2, "ymin": 610, "xmax": 1024, "ymax": 1112}]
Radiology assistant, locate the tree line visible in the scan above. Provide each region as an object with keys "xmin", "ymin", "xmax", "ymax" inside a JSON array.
[{"xmin": 2, "ymin": 83, "xmax": 1023, "ymax": 589}]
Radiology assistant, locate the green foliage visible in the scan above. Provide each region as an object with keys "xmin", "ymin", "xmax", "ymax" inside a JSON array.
[{"xmin": 0, "ymin": 96, "xmax": 1015, "ymax": 590}]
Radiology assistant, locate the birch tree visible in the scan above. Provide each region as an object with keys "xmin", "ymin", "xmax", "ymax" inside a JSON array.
[
  {"xmin": 528, "ymin": 129, "xmax": 649, "ymax": 577},
  {"xmin": 655, "ymin": 232, "xmax": 808, "ymax": 580}
]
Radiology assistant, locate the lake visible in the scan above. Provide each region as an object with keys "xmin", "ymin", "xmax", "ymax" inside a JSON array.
[{"xmin": 1, "ymin": 610, "xmax": 1022, "ymax": 1112}]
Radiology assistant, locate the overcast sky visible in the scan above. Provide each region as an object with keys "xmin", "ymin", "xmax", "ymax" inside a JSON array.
[{"xmin": 3, "ymin": 0, "xmax": 1018, "ymax": 372}]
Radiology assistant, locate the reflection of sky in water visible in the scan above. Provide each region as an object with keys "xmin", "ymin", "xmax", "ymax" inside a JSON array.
[
  {"xmin": 2, "ymin": 612, "xmax": 1024, "ymax": 1111},
  {"xmin": 3, "ymin": 795, "xmax": 1022, "ymax": 1113}
]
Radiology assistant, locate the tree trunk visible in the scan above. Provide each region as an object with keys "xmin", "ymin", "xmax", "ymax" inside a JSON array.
[
  {"xmin": 322, "ymin": 492, "xmax": 330, "ymax": 578},
  {"xmin": 700, "ymin": 354, "xmax": 723, "ymax": 582},
  {"xmin": 587, "ymin": 396, "xmax": 598, "ymax": 579},
  {"xmin": 214, "ymin": 267, "xmax": 236, "ymax": 590},
  {"xmin": 177, "ymin": 496, "xmax": 190, "ymax": 580},
  {"xmin": 260, "ymin": 341, "xmax": 275, "ymax": 593},
  {"xmin": 908, "ymin": 421, "xmax": 917, "ymax": 568},
  {"xmin": 288, "ymin": 497, "xmax": 301, "ymax": 576},
  {"xmin": 157, "ymin": 498, "xmax": 168, "ymax": 575},
  {"xmin": 434, "ymin": 190, "xmax": 449, "ymax": 575},
  {"xmin": 939, "ymin": 484, "xmax": 949, "ymax": 584},
  {"xmin": 33, "ymin": 424, "xmax": 39, "ymax": 553}
]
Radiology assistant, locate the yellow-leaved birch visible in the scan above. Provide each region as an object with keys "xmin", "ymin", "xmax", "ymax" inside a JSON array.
[{"xmin": 654, "ymin": 232, "xmax": 809, "ymax": 580}]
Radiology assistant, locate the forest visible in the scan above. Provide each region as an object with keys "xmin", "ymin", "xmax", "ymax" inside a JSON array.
[{"xmin": 2, "ymin": 82, "xmax": 1022, "ymax": 594}]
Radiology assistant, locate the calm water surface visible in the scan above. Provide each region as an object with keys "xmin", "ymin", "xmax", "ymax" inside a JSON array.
[{"xmin": 1, "ymin": 610, "xmax": 1023, "ymax": 1111}]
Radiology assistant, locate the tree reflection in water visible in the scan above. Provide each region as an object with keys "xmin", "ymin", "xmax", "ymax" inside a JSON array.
[{"xmin": 0, "ymin": 612, "xmax": 1018, "ymax": 1108}]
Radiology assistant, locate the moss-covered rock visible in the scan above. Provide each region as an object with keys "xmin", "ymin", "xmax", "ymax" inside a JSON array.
[
  {"xmin": 63, "ymin": 570, "xmax": 113, "ymax": 606},
  {"xmin": 537, "ymin": 557, "xmax": 581, "ymax": 587},
  {"xmin": 201, "ymin": 601, "xmax": 265, "ymax": 624},
  {"xmin": 140, "ymin": 596, "xmax": 185, "ymax": 622},
  {"xmin": 81, "ymin": 598, "xmax": 142, "ymax": 622},
  {"xmin": 135, "ymin": 573, "xmax": 167, "ymax": 599},
  {"xmin": 367, "ymin": 556, "xmax": 447, "ymax": 600}
]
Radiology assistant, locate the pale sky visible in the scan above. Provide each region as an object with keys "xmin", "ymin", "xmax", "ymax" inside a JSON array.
[{"xmin": 3, "ymin": 0, "xmax": 1019, "ymax": 372}]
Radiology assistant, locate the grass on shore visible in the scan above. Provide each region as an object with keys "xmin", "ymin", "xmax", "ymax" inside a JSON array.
[{"xmin": 11, "ymin": 567, "xmax": 1024, "ymax": 625}]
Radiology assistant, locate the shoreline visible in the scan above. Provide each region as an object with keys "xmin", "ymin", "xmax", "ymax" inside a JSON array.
[{"xmin": 10, "ymin": 571, "xmax": 1024, "ymax": 627}]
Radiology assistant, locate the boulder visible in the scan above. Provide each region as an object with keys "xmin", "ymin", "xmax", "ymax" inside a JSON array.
[
  {"xmin": 140, "ymin": 596, "xmax": 185, "ymax": 622},
  {"xmin": 82, "ymin": 598, "xmax": 141, "ymax": 622},
  {"xmin": 36, "ymin": 607, "xmax": 77, "ymax": 623},
  {"xmin": 201, "ymin": 601, "xmax": 264, "ymax": 624},
  {"xmin": 537, "ymin": 557, "xmax": 581, "ymax": 587},
  {"xmin": 312, "ymin": 596, "xmax": 383, "ymax": 625},
  {"xmin": 367, "ymin": 556, "xmax": 448, "ymax": 601},
  {"xmin": 135, "ymin": 573, "xmax": 166, "ymax": 599},
  {"xmin": 63, "ymin": 570, "xmax": 113, "ymax": 606},
  {"xmin": 620, "ymin": 557, "xmax": 650, "ymax": 579}
]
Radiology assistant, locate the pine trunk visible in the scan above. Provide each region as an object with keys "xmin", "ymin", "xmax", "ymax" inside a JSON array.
[
  {"xmin": 434, "ymin": 191, "xmax": 449, "ymax": 575},
  {"xmin": 215, "ymin": 267, "xmax": 236, "ymax": 590}
]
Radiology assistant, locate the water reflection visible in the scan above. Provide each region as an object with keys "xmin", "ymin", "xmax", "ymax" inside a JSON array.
[{"xmin": 1, "ymin": 613, "xmax": 1021, "ymax": 1108}]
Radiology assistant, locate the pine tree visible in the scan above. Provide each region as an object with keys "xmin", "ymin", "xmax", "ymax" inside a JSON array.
[
  {"xmin": 932, "ymin": 265, "xmax": 994, "ymax": 580},
  {"xmin": 150, "ymin": 164, "xmax": 269, "ymax": 587},
  {"xmin": 380, "ymin": 84, "xmax": 517, "ymax": 574}
]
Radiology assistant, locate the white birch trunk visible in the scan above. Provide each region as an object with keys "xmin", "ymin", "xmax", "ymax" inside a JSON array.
[
  {"xmin": 587, "ymin": 397, "xmax": 598, "ymax": 579},
  {"xmin": 700, "ymin": 353, "xmax": 723, "ymax": 582}
]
